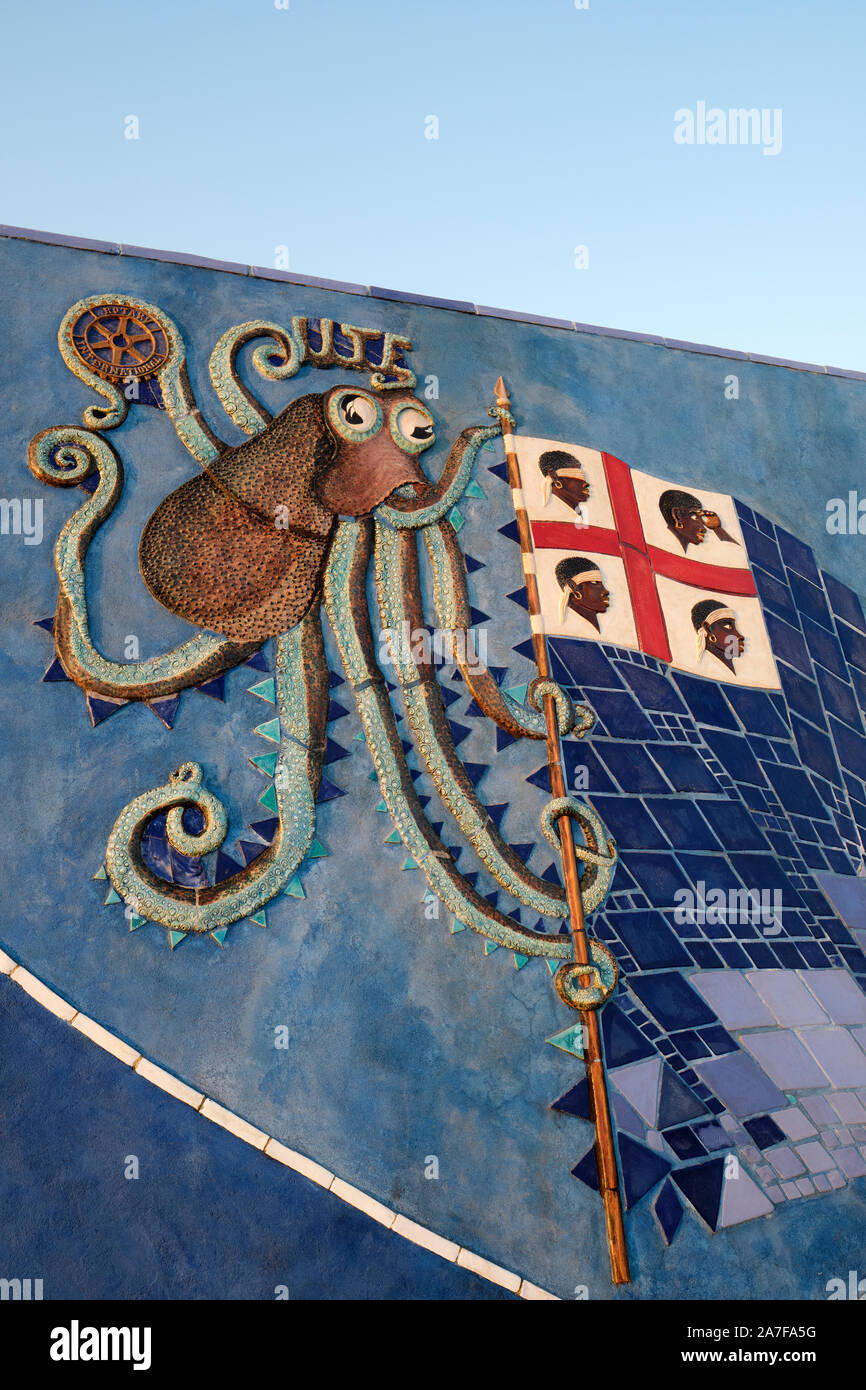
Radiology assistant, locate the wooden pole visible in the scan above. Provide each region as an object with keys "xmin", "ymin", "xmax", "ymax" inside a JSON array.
[{"xmin": 494, "ymin": 376, "xmax": 631, "ymax": 1285}]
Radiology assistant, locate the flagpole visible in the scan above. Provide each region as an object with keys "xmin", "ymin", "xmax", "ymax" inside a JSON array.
[{"xmin": 494, "ymin": 376, "xmax": 631, "ymax": 1286}]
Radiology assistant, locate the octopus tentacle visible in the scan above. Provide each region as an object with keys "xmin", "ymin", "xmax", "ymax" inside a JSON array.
[
  {"xmin": 105, "ymin": 613, "xmax": 327, "ymax": 932},
  {"xmin": 375, "ymin": 424, "xmax": 501, "ymax": 528},
  {"xmin": 374, "ymin": 520, "xmax": 573, "ymax": 918},
  {"xmin": 324, "ymin": 516, "xmax": 574, "ymax": 959},
  {"xmin": 423, "ymin": 519, "xmax": 594, "ymax": 739},
  {"xmin": 28, "ymin": 427, "xmax": 262, "ymax": 699},
  {"xmin": 209, "ymin": 321, "xmax": 303, "ymax": 436}
]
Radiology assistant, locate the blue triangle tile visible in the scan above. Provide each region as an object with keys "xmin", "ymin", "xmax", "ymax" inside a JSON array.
[
  {"xmin": 483, "ymin": 889, "xmax": 499, "ymax": 907},
  {"xmin": 513, "ymin": 953, "xmax": 530, "ymax": 970},
  {"xmin": 86, "ymin": 693, "xmax": 128, "ymax": 726},
  {"xmin": 653, "ymin": 1179, "xmax": 684, "ymax": 1246},
  {"xmin": 657, "ymin": 1065, "xmax": 708, "ymax": 1128},
  {"xmin": 33, "ymin": 615, "xmax": 55, "ymax": 633},
  {"xmin": 552, "ymin": 1079, "xmax": 591, "ymax": 1118},
  {"xmin": 486, "ymin": 804, "xmax": 507, "ymax": 829},
  {"xmin": 324, "ymin": 737, "xmax": 350, "ymax": 764},
  {"xmin": 79, "ymin": 473, "xmax": 99, "ymax": 494},
  {"xmin": 450, "ymin": 668, "xmax": 464, "ymax": 682},
  {"xmin": 483, "ymin": 940, "xmax": 499, "ymax": 955},
  {"xmin": 512, "ymin": 638, "xmax": 536, "ymax": 662},
  {"xmin": 464, "ymin": 699, "xmax": 486, "ymax": 718},
  {"xmin": 487, "ymin": 461, "xmax": 510, "ymax": 483},
  {"xmin": 195, "ymin": 674, "xmax": 225, "ymax": 701},
  {"xmin": 440, "ymin": 685, "xmax": 461, "ymax": 709},
  {"xmin": 147, "ymin": 694, "xmax": 181, "ymax": 728},
  {"xmin": 447, "ymin": 720, "xmax": 471, "ymax": 748},
  {"xmin": 498, "ymin": 519, "xmax": 521, "ymax": 544},
  {"xmin": 469, "ymin": 607, "xmax": 490, "ymax": 626},
  {"xmin": 248, "ymin": 909, "xmax": 268, "ymax": 926},
  {"xmin": 490, "ymin": 666, "xmax": 510, "ymax": 683},
  {"xmin": 464, "ymin": 553, "xmax": 485, "ymax": 573},
  {"xmin": 429, "ymin": 822, "xmax": 443, "ymax": 837},
  {"xmin": 462, "ymin": 871, "xmax": 479, "ymax": 888},
  {"xmin": 571, "ymin": 1147, "xmax": 599, "ymax": 1190},
  {"xmin": 510, "ymin": 842, "xmax": 535, "ymax": 861},
  {"xmin": 386, "ymin": 678, "xmax": 397, "ymax": 692},
  {"xmin": 617, "ymin": 1134, "xmax": 671, "ymax": 1211},
  {"xmin": 211, "ymin": 928, "xmax": 229, "ymax": 947},
  {"xmin": 92, "ymin": 865, "xmax": 108, "ymax": 880},
  {"xmin": 169, "ymin": 848, "xmax": 207, "ymax": 888},
  {"xmin": 250, "ymin": 817, "xmax": 279, "ymax": 844},
  {"xmin": 328, "ymin": 671, "xmax": 344, "ymax": 688},
  {"xmin": 496, "ymin": 727, "xmax": 516, "ymax": 751},
  {"xmin": 507, "ymin": 587, "xmax": 530, "ymax": 611},
  {"xmin": 400, "ymin": 739, "xmax": 412, "ymax": 755},
  {"xmin": 541, "ymin": 861, "xmax": 562, "ymax": 885},
  {"xmin": 215, "ymin": 850, "xmax": 243, "ymax": 884},
  {"xmin": 463, "ymin": 479, "xmax": 486, "ymax": 499},
  {"xmin": 237, "ymin": 839, "xmax": 266, "ymax": 867},
  {"xmin": 600, "ymin": 1003, "xmax": 656, "ymax": 1068},
  {"xmin": 249, "ymin": 752, "xmax": 278, "ymax": 778},
  {"xmin": 527, "ymin": 765, "xmax": 553, "ymax": 793},
  {"xmin": 169, "ymin": 930, "xmax": 186, "ymax": 950},
  {"xmin": 42, "ymin": 657, "xmax": 70, "ymax": 682},
  {"xmin": 248, "ymin": 677, "xmax": 276, "ymax": 704},
  {"xmin": 504, "ymin": 683, "xmax": 528, "ymax": 703},
  {"xmin": 306, "ymin": 838, "xmax": 328, "ymax": 859},
  {"xmin": 328, "ymin": 699, "xmax": 350, "ymax": 721},
  {"xmin": 317, "ymin": 777, "xmax": 345, "ymax": 803},
  {"xmin": 104, "ymin": 886, "xmax": 122, "ymax": 905},
  {"xmin": 547, "ymin": 1023, "xmax": 586, "ymax": 1058},
  {"xmin": 672, "ymin": 1159, "xmax": 725, "ymax": 1232},
  {"xmin": 417, "ymin": 796, "xmax": 431, "ymax": 809},
  {"xmin": 244, "ymin": 650, "xmax": 270, "ymax": 671}
]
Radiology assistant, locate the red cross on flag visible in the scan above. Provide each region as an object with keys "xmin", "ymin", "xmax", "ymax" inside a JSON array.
[{"xmin": 515, "ymin": 437, "xmax": 781, "ymax": 690}]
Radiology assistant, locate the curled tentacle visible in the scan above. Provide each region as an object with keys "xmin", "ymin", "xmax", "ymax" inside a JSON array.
[
  {"xmin": 375, "ymin": 521, "xmax": 573, "ymax": 919},
  {"xmin": 28, "ymin": 427, "xmax": 262, "ymax": 699},
  {"xmin": 554, "ymin": 945, "xmax": 619, "ymax": 1012},
  {"xmin": 57, "ymin": 293, "xmax": 223, "ymax": 460},
  {"xmin": 540, "ymin": 796, "xmax": 618, "ymax": 915},
  {"xmin": 105, "ymin": 614, "xmax": 327, "ymax": 932},
  {"xmin": 325, "ymin": 517, "xmax": 574, "ymax": 959},
  {"xmin": 528, "ymin": 678, "xmax": 585, "ymax": 738},
  {"xmin": 209, "ymin": 321, "xmax": 303, "ymax": 436},
  {"xmin": 375, "ymin": 424, "xmax": 501, "ymax": 528}
]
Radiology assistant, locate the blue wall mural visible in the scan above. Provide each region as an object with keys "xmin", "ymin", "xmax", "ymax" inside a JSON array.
[{"xmin": 2, "ymin": 229, "xmax": 865, "ymax": 1301}]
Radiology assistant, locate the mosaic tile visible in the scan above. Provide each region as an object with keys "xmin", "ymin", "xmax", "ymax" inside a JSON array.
[
  {"xmin": 796, "ymin": 1026, "xmax": 866, "ymax": 1086},
  {"xmin": 795, "ymin": 1141, "xmax": 835, "ymax": 1174},
  {"xmin": 718, "ymin": 1167, "xmax": 774, "ymax": 1227},
  {"xmin": 652, "ymin": 1179, "xmax": 683, "ymax": 1245},
  {"xmin": 796, "ymin": 1177, "xmax": 816, "ymax": 1196},
  {"xmin": 609, "ymin": 911, "xmax": 690, "ymax": 970},
  {"xmin": 770, "ymin": 1105, "xmax": 818, "ymax": 1141},
  {"xmin": 745, "ymin": 970, "xmax": 829, "ymax": 1027},
  {"xmin": 610, "ymin": 1058, "xmax": 662, "ymax": 1127},
  {"xmin": 835, "ymin": 1147, "xmax": 866, "ymax": 1178},
  {"xmin": 689, "ymin": 970, "xmax": 775, "ymax": 1029},
  {"xmin": 800, "ymin": 1094, "xmax": 837, "ymax": 1127},
  {"xmin": 629, "ymin": 971, "xmax": 717, "ymax": 1031},
  {"xmin": 800, "ymin": 969, "xmax": 866, "ymax": 1024},
  {"xmin": 673, "ymin": 1159, "xmax": 724, "ymax": 1231},
  {"xmin": 769, "ymin": 1146, "xmax": 806, "ymax": 1180},
  {"xmin": 743, "ymin": 1113, "xmax": 786, "ymax": 1149},
  {"xmin": 695, "ymin": 1052, "xmax": 787, "ymax": 1118}
]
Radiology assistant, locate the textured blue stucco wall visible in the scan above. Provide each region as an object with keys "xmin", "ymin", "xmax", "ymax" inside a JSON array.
[{"xmin": 1, "ymin": 236, "xmax": 865, "ymax": 1300}]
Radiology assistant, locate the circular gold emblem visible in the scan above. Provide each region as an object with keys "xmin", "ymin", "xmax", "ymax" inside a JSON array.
[{"xmin": 69, "ymin": 302, "xmax": 170, "ymax": 381}]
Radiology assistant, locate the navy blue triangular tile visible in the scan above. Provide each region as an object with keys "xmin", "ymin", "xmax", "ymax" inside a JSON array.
[
  {"xmin": 672, "ymin": 1159, "xmax": 724, "ymax": 1232},
  {"xmin": 147, "ymin": 694, "xmax": 181, "ymax": 728},
  {"xmin": 512, "ymin": 638, "xmax": 536, "ymax": 662},
  {"xmin": 33, "ymin": 615, "xmax": 55, "ymax": 633},
  {"xmin": 496, "ymin": 727, "xmax": 516, "ymax": 751},
  {"xmin": 417, "ymin": 795, "xmax": 431, "ymax": 809},
  {"xmin": 464, "ymin": 553, "xmax": 485, "ymax": 573},
  {"xmin": 328, "ymin": 671, "xmax": 345, "ymax": 688},
  {"xmin": 541, "ymin": 861, "xmax": 562, "ymax": 885},
  {"xmin": 601, "ymin": 1003, "xmax": 656, "ymax": 1067},
  {"xmin": 401, "ymin": 739, "xmax": 413, "ymax": 755},
  {"xmin": 386, "ymin": 678, "xmax": 397, "ymax": 692},
  {"xmin": 440, "ymin": 685, "xmax": 461, "ymax": 709},
  {"xmin": 571, "ymin": 1147, "xmax": 600, "ymax": 1191},
  {"xmin": 462, "ymin": 871, "xmax": 479, "ymax": 888},
  {"xmin": 483, "ymin": 889, "xmax": 499, "ymax": 907},
  {"xmin": 464, "ymin": 699, "xmax": 486, "ymax": 718},
  {"xmin": 507, "ymin": 587, "xmax": 530, "ymax": 611},
  {"xmin": 169, "ymin": 848, "xmax": 208, "ymax": 888},
  {"xmin": 237, "ymin": 839, "xmax": 266, "ymax": 867},
  {"xmin": 317, "ymin": 777, "xmax": 345, "ymax": 803},
  {"xmin": 527, "ymin": 765, "xmax": 552, "ymax": 793},
  {"xmin": 86, "ymin": 694, "xmax": 128, "ymax": 726},
  {"xmin": 245, "ymin": 650, "xmax": 270, "ymax": 672},
  {"xmin": 447, "ymin": 720, "xmax": 471, "ymax": 747},
  {"xmin": 430, "ymin": 822, "xmax": 444, "ymax": 838},
  {"xmin": 42, "ymin": 657, "xmax": 70, "ymax": 682},
  {"xmin": 324, "ymin": 737, "xmax": 350, "ymax": 764},
  {"xmin": 551, "ymin": 1079, "xmax": 591, "ymax": 1118},
  {"xmin": 653, "ymin": 1178, "xmax": 684, "ymax": 1246},
  {"xmin": 498, "ymin": 519, "xmax": 521, "ymax": 544},
  {"xmin": 487, "ymin": 461, "xmax": 509, "ymax": 483},
  {"xmin": 490, "ymin": 667, "xmax": 510, "ymax": 684},
  {"xmin": 79, "ymin": 473, "xmax": 99, "ymax": 494},
  {"xmin": 328, "ymin": 699, "xmax": 350, "ymax": 721},
  {"xmin": 215, "ymin": 850, "xmax": 243, "ymax": 884},
  {"xmin": 469, "ymin": 607, "xmax": 490, "ymax": 626},
  {"xmin": 618, "ymin": 1134, "xmax": 671, "ymax": 1211},
  {"xmin": 463, "ymin": 762, "xmax": 487, "ymax": 788},
  {"xmin": 250, "ymin": 817, "xmax": 279, "ymax": 844},
  {"xmin": 510, "ymin": 842, "xmax": 535, "ymax": 861},
  {"xmin": 486, "ymin": 803, "xmax": 508, "ymax": 829},
  {"xmin": 657, "ymin": 1065, "xmax": 708, "ymax": 1128},
  {"xmin": 141, "ymin": 836, "xmax": 173, "ymax": 882},
  {"xmin": 196, "ymin": 674, "xmax": 225, "ymax": 701}
]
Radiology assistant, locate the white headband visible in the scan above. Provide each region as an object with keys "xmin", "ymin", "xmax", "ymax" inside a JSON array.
[
  {"xmin": 542, "ymin": 469, "xmax": 586, "ymax": 513},
  {"xmin": 559, "ymin": 570, "xmax": 604, "ymax": 623},
  {"xmin": 696, "ymin": 606, "xmax": 735, "ymax": 660}
]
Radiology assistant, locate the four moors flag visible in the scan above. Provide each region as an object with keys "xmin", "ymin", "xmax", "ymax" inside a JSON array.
[{"xmin": 515, "ymin": 437, "xmax": 781, "ymax": 690}]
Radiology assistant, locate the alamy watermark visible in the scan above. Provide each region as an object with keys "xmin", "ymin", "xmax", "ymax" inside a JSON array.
[
  {"xmin": 673, "ymin": 881, "xmax": 783, "ymax": 935},
  {"xmin": 674, "ymin": 103, "xmax": 782, "ymax": 156},
  {"xmin": 0, "ymin": 498, "xmax": 43, "ymax": 545},
  {"xmin": 378, "ymin": 621, "xmax": 487, "ymax": 675}
]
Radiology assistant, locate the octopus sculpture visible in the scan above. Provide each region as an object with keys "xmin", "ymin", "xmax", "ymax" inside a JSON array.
[{"xmin": 28, "ymin": 293, "xmax": 618, "ymax": 1001}]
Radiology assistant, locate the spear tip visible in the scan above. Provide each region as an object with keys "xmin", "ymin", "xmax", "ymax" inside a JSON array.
[{"xmin": 493, "ymin": 375, "xmax": 510, "ymax": 408}]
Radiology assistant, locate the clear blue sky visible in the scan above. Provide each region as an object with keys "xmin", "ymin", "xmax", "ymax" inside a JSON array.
[{"xmin": 2, "ymin": 0, "xmax": 865, "ymax": 368}]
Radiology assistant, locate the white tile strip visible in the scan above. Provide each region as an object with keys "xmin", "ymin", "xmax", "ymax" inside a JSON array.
[{"xmin": 0, "ymin": 947, "xmax": 558, "ymax": 1300}]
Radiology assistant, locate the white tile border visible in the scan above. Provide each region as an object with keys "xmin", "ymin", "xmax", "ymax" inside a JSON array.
[{"xmin": 0, "ymin": 949, "xmax": 558, "ymax": 1300}]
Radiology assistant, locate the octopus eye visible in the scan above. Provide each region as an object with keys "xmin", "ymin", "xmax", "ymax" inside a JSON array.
[
  {"xmin": 390, "ymin": 404, "xmax": 436, "ymax": 454},
  {"xmin": 328, "ymin": 390, "xmax": 383, "ymax": 442}
]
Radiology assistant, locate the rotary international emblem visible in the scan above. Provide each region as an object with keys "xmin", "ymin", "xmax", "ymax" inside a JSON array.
[{"xmin": 68, "ymin": 302, "xmax": 170, "ymax": 381}]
